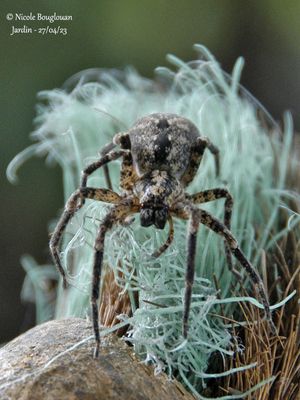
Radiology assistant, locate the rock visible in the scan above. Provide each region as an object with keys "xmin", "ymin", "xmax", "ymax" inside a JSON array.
[{"xmin": 0, "ymin": 318, "xmax": 194, "ymax": 400}]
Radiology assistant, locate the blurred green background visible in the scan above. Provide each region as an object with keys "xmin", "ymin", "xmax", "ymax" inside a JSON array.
[{"xmin": 1, "ymin": 0, "xmax": 300, "ymax": 343}]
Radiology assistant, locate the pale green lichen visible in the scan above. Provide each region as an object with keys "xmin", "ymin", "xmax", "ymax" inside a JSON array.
[{"xmin": 7, "ymin": 44, "xmax": 297, "ymax": 398}]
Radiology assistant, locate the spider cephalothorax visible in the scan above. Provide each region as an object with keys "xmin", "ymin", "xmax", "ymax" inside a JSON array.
[
  {"xmin": 136, "ymin": 170, "xmax": 183, "ymax": 229},
  {"xmin": 50, "ymin": 112, "xmax": 275, "ymax": 357}
]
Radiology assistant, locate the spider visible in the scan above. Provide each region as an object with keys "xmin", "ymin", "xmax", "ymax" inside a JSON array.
[{"xmin": 50, "ymin": 112, "xmax": 275, "ymax": 358}]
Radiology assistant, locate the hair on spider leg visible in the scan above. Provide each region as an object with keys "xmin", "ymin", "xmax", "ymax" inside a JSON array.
[{"xmin": 50, "ymin": 112, "xmax": 276, "ymax": 357}]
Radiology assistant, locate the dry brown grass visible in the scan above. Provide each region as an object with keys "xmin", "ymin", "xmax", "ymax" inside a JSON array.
[{"xmin": 214, "ymin": 137, "xmax": 300, "ymax": 399}]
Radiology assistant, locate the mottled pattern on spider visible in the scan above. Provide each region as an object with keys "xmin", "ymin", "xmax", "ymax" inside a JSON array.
[{"xmin": 50, "ymin": 113, "xmax": 275, "ymax": 358}]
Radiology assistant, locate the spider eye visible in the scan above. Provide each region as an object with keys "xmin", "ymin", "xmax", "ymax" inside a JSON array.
[{"xmin": 140, "ymin": 208, "xmax": 154, "ymax": 227}]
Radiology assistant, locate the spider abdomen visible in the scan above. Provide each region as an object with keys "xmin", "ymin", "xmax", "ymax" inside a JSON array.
[{"xmin": 129, "ymin": 113, "xmax": 199, "ymax": 179}]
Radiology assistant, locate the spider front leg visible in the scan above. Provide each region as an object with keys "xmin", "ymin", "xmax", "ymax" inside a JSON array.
[
  {"xmin": 183, "ymin": 209, "xmax": 201, "ymax": 337},
  {"xmin": 91, "ymin": 201, "xmax": 139, "ymax": 358},
  {"xmin": 189, "ymin": 188, "xmax": 233, "ymax": 229},
  {"xmin": 50, "ymin": 187, "xmax": 121, "ymax": 289},
  {"xmin": 171, "ymin": 205, "xmax": 201, "ymax": 337},
  {"xmin": 198, "ymin": 208, "xmax": 276, "ymax": 334}
]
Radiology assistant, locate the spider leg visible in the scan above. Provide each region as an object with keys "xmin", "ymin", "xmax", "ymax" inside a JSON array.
[
  {"xmin": 202, "ymin": 137, "xmax": 220, "ymax": 177},
  {"xmin": 189, "ymin": 188, "xmax": 237, "ymax": 277},
  {"xmin": 99, "ymin": 142, "xmax": 116, "ymax": 190},
  {"xmin": 50, "ymin": 187, "xmax": 122, "ymax": 289},
  {"xmin": 92, "ymin": 201, "xmax": 139, "ymax": 358},
  {"xmin": 189, "ymin": 188, "xmax": 233, "ymax": 228},
  {"xmin": 183, "ymin": 209, "xmax": 201, "ymax": 337},
  {"xmin": 180, "ymin": 136, "xmax": 220, "ymax": 187},
  {"xmin": 151, "ymin": 216, "xmax": 174, "ymax": 258},
  {"xmin": 80, "ymin": 149, "xmax": 130, "ymax": 189},
  {"xmin": 119, "ymin": 151, "xmax": 139, "ymax": 192},
  {"xmin": 80, "ymin": 187, "xmax": 121, "ymax": 203},
  {"xmin": 198, "ymin": 208, "xmax": 276, "ymax": 334},
  {"xmin": 112, "ymin": 131, "xmax": 138, "ymax": 192},
  {"xmin": 96, "ymin": 131, "xmax": 133, "ymax": 190},
  {"xmin": 170, "ymin": 205, "xmax": 200, "ymax": 337}
]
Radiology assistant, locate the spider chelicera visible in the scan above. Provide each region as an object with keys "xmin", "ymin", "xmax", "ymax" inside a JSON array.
[{"xmin": 50, "ymin": 112, "xmax": 275, "ymax": 358}]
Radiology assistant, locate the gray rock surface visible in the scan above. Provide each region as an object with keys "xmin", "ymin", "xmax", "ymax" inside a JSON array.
[{"xmin": 0, "ymin": 318, "xmax": 194, "ymax": 400}]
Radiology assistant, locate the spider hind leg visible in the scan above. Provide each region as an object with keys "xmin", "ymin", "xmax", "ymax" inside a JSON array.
[
  {"xmin": 198, "ymin": 208, "xmax": 275, "ymax": 334},
  {"xmin": 173, "ymin": 204, "xmax": 275, "ymax": 339}
]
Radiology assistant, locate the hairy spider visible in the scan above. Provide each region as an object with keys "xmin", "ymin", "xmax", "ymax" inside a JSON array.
[{"xmin": 50, "ymin": 113, "xmax": 275, "ymax": 358}]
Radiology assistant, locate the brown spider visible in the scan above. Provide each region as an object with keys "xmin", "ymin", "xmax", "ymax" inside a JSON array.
[{"xmin": 50, "ymin": 113, "xmax": 275, "ymax": 358}]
